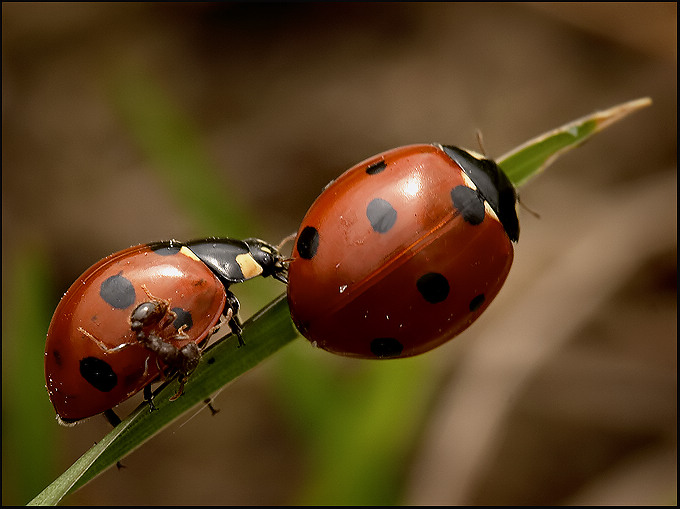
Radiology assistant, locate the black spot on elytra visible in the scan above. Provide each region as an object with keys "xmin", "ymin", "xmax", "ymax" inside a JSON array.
[
  {"xmin": 100, "ymin": 272, "xmax": 136, "ymax": 309},
  {"xmin": 172, "ymin": 307, "xmax": 193, "ymax": 331},
  {"xmin": 52, "ymin": 349, "xmax": 63, "ymax": 366},
  {"xmin": 366, "ymin": 198, "xmax": 397, "ymax": 233},
  {"xmin": 366, "ymin": 160, "xmax": 387, "ymax": 175},
  {"xmin": 370, "ymin": 337, "xmax": 404, "ymax": 358},
  {"xmin": 297, "ymin": 226, "xmax": 319, "ymax": 260},
  {"xmin": 451, "ymin": 185, "xmax": 485, "ymax": 226},
  {"xmin": 469, "ymin": 294, "xmax": 485, "ymax": 312},
  {"xmin": 80, "ymin": 357, "xmax": 118, "ymax": 392},
  {"xmin": 417, "ymin": 273, "xmax": 450, "ymax": 303}
]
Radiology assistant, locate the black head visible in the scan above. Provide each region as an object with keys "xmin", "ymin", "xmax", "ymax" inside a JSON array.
[
  {"xmin": 243, "ymin": 238, "xmax": 288, "ymax": 284},
  {"xmin": 441, "ymin": 145, "xmax": 519, "ymax": 242}
]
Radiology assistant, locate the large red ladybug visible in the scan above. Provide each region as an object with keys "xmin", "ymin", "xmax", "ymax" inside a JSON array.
[
  {"xmin": 45, "ymin": 238, "xmax": 286, "ymax": 424},
  {"xmin": 286, "ymin": 144, "xmax": 519, "ymax": 359}
]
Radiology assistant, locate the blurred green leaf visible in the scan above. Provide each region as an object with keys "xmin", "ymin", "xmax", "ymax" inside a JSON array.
[
  {"xmin": 110, "ymin": 69, "xmax": 256, "ymax": 239},
  {"xmin": 2, "ymin": 249, "xmax": 56, "ymax": 505},
  {"xmin": 276, "ymin": 349, "xmax": 435, "ymax": 505}
]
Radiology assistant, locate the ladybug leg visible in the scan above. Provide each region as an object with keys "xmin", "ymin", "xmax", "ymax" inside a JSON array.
[
  {"xmin": 230, "ymin": 315, "xmax": 244, "ymax": 347},
  {"xmin": 204, "ymin": 398, "xmax": 220, "ymax": 416},
  {"xmin": 224, "ymin": 290, "xmax": 245, "ymax": 347},
  {"xmin": 143, "ymin": 384, "xmax": 157, "ymax": 413},
  {"xmin": 103, "ymin": 408, "xmax": 122, "ymax": 427}
]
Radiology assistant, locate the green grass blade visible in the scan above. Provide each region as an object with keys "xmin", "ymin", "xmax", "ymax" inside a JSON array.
[
  {"xmin": 498, "ymin": 97, "xmax": 652, "ymax": 187},
  {"xmin": 28, "ymin": 295, "xmax": 298, "ymax": 506}
]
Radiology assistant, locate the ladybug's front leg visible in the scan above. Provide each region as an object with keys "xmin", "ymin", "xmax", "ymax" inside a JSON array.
[{"xmin": 225, "ymin": 290, "xmax": 244, "ymax": 347}]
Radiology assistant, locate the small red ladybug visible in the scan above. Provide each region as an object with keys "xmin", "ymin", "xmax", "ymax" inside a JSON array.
[
  {"xmin": 45, "ymin": 238, "xmax": 286, "ymax": 424},
  {"xmin": 287, "ymin": 144, "xmax": 519, "ymax": 359}
]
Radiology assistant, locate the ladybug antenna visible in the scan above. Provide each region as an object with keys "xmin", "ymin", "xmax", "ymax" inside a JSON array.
[
  {"xmin": 517, "ymin": 194, "xmax": 541, "ymax": 219},
  {"xmin": 475, "ymin": 129, "xmax": 487, "ymax": 157},
  {"xmin": 277, "ymin": 231, "xmax": 297, "ymax": 255}
]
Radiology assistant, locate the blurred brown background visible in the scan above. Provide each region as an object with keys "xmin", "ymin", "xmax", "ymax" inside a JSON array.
[{"xmin": 2, "ymin": 2, "xmax": 676, "ymax": 505}]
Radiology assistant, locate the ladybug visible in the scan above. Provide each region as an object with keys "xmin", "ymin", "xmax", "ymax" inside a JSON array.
[
  {"xmin": 45, "ymin": 237, "xmax": 286, "ymax": 424},
  {"xmin": 286, "ymin": 144, "xmax": 519, "ymax": 359}
]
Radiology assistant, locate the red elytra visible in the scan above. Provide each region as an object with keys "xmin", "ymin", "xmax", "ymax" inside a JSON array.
[
  {"xmin": 286, "ymin": 143, "xmax": 518, "ymax": 359},
  {"xmin": 45, "ymin": 243, "xmax": 227, "ymax": 423}
]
